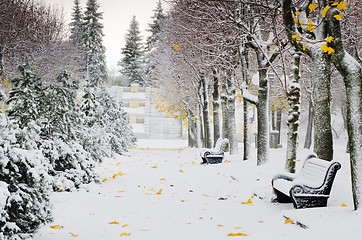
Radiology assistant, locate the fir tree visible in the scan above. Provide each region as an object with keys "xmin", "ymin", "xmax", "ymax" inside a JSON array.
[
  {"xmin": 69, "ymin": 0, "xmax": 83, "ymax": 46},
  {"xmin": 82, "ymin": 0, "xmax": 107, "ymax": 86},
  {"xmin": 119, "ymin": 16, "xmax": 146, "ymax": 86},
  {"xmin": 146, "ymin": 0, "xmax": 165, "ymax": 51},
  {"xmin": 145, "ymin": 0, "xmax": 165, "ymax": 85}
]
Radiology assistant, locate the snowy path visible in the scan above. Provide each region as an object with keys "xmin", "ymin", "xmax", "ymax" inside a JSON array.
[{"xmin": 34, "ymin": 140, "xmax": 360, "ymax": 240}]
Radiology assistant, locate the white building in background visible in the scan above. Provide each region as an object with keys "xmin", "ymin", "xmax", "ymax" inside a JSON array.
[{"xmin": 108, "ymin": 84, "xmax": 184, "ymax": 139}]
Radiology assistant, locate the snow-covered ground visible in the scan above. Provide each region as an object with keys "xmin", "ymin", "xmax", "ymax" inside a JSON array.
[{"xmin": 34, "ymin": 138, "xmax": 361, "ymax": 240}]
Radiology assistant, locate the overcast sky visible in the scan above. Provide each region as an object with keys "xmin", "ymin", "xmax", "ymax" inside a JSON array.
[{"xmin": 46, "ymin": 0, "xmax": 161, "ymax": 70}]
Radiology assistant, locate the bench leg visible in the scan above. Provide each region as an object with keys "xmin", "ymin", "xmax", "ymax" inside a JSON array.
[{"xmin": 273, "ymin": 188, "xmax": 293, "ymax": 203}]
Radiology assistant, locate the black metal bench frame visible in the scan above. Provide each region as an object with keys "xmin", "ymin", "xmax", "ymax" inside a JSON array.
[{"xmin": 272, "ymin": 154, "xmax": 341, "ymax": 209}]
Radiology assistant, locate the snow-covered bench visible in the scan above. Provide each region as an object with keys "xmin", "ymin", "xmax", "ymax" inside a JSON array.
[
  {"xmin": 200, "ymin": 138, "xmax": 229, "ymax": 164},
  {"xmin": 272, "ymin": 154, "xmax": 341, "ymax": 209}
]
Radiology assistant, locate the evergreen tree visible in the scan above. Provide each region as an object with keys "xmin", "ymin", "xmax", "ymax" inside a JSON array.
[
  {"xmin": 69, "ymin": 0, "xmax": 83, "ymax": 46},
  {"xmin": 146, "ymin": 0, "xmax": 165, "ymax": 50},
  {"xmin": 0, "ymin": 114, "xmax": 52, "ymax": 239},
  {"xmin": 82, "ymin": 0, "xmax": 107, "ymax": 86},
  {"xmin": 145, "ymin": 0, "xmax": 165, "ymax": 85},
  {"xmin": 119, "ymin": 16, "xmax": 146, "ymax": 86}
]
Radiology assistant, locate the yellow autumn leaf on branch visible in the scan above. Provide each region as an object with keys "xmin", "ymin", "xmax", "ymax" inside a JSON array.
[
  {"xmin": 295, "ymin": 11, "xmax": 300, "ymax": 16},
  {"xmin": 321, "ymin": 5, "xmax": 331, "ymax": 18},
  {"xmin": 337, "ymin": 1, "xmax": 347, "ymax": 10},
  {"xmin": 327, "ymin": 36, "xmax": 334, "ymax": 43},
  {"xmin": 227, "ymin": 233, "xmax": 248, "ymax": 236},
  {"xmin": 307, "ymin": 21, "xmax": 315, "ymax": 32},
  {"xmin": 303, "ymin": 45, "xmax": 306, "ymax": 51},
  {"xmin": 309, "ymin": 3, "xmax": 318, "ymax": 12},
  {"xmin": 292, "ymin": 33, "xmax": 300, "ymax": 39},
  {"xmin": 334, "ymin": 12, "xmax": 344, "ymax": 20},
  {"xmin": 321, "ymin": 44, "xmax": 335, "ymax": 54},
  {"xmin": 332, "ymin": 2, "xmax": 338, "ymax": 6},
  {"xmin": 293, "ymin": 17, "xmax": 298, "ymax": 24}
]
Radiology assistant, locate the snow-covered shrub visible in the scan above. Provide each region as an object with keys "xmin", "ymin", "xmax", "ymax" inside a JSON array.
[
  {"xmin": 0, "ymin": 116, "xmax": 52, "ymax": 240},
  {"xmin": 80, "ymin": 86, "xmax": 136, "ymax": 161},
  {"xmin": 6, "ymin": 65, "xmax": 98, "ymax": 191}
]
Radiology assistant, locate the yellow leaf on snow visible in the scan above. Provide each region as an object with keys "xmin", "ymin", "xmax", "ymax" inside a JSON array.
[
  {"xmin": 234, "ymin": 227, "xmax": 243, "ymax": 229},
  {"xmin": 122, "ymin": 224, "xmax": 129, "ymax": 228},
  {"xmin": 140, "ymin": 229, "xmax": 151, "ymax": 231},
  {"xmin": 69, "ymin": 232, "xmax": 78, "ymax": 237},
  {"xmin": 179, "ymin": 170, "xmax": 184, "ymax": 173},
  {"xmin": 109, "ymin": 221, "xmax": 119, "ymax": 224},
  {"xmin": 117, "ymin": 171, "xmax": 127, "ymax": 176},
  {"xmin": 227, "ymin": 233, "xmax": 248, "ymax": 236},
  {"xmin": 285, "ymin": 218, "xmax": 294, "ymax": 224},
  {"xmin": 50, "ymin": 225, "xmax": 63, "ymax": 229},
  {"xmin": 160, "ymin": 178, "xmax": 166, "ymax": 181},
  {"xmin": 120, "ymin": 233, "xmax": 131, "ymax": 236},
  {"xmin": 102, "ymin": 178, "xmax": 108, "ymax": 182},
  {"xmin": 341, "ymin": 203, "xmax": 347, "ymax": 207},
  {"xmin": 156, "ymin": 189, "xmax": 163, "ymax": 195},
  {"xmin": 241, "ymin": 199, "xmax": 253, "ymax": 204}
]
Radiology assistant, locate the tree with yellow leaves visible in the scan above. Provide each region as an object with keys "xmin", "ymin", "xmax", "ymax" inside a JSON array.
[{"xmin": 282, "ymin": 0, "xmax": 361, "ymax": 210}]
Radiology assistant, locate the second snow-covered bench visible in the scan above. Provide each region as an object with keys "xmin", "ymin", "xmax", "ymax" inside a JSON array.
[
  {"xmin": 272, "ymin": 154, "xmax": 341, "ymax": 209},
  {"xmin": 200, "ymin": 138, "xmax": 229, "ymax": 164}
]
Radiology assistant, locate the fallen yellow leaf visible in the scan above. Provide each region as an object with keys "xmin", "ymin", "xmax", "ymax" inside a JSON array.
[
  {"xmin": 109, "ymin": 221, "xmax": 119, "ymax": 224},
  {"xmin": 227, "ymin": 233, "xmax": 248, "ymax": 236},
  {"xmin": 160, "ymin": 178, "xmax": 166, "ymax": 181},
  {"xmin": 102, "ymin": 178, "xmax": 108, "ymax": 182},
  {"xmin": 120, "ymin": 232, "xmax": 131, "ymax": 236},
  {"xmin": 234, "ymin": 227, "xmax": 243, "ymax": 229},
  {"xmin": 140, "ymin": 229, "xmax": 150, "ymax": 231},
  {"xmin": 122, "ymin": 224, "xmax": 129, "ymax": 228},
  {"xmin": 186, "ymin": 222, "xmax": 192, "ymax": 224},
  {"xmin": 50, "ymin": 225, "xmax": 63, "ymax": 229},
  {"xmin": 112, "ymin": 174, "xmax": 117, "ymax": 179},
  {"xmin": 218, "ymin": 224, "xmax": 225, "ymax": 227},
  {"xmin": 118, "ymin": 190, "xmax": 126, "ymax": 193},
  {"xmin": 151, "ymin": 165, "xmax": 157, "ymax": 168},
  {"xmin": 69, "ymin": 232, "xmax": 78, "ymax": 237},
  {"xmin": 179, "ymin": 170, "xmax": 184, "ymax": 173},
  {"xmin": 156, "ymin": 189, "xmax": 163, "ymax": 195},
  {"xmin": 285, "ymin": 218, "xmax": 293, "ymax": 224},
  {"xmin": 341, "ymin": 203, "xmax": 347, "ymax": 207}
]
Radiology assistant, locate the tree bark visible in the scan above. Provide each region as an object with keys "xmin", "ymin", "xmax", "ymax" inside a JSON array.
[
  {"xmin": 212, "ymin": 69, "xmax": 221, "ymax": 143},
  {"xmin": 286, "ymin": 51, "xmax": 301, "ymax": 173},
  {"xmin": 311, "ymin": 47, "xmax": 333, "ymax": 161},
  {"xmin": 227, "ymin": 73, "xmax": 238, "ymax": 155},
  {"xmin": 328, "ymin": 7, "xmax": 362, "ymax": 210},
  {"xmin": 201, "ymin": 73, "xmax": 213, "ymax": 148},
  {"xmin": 240, "ymin": 45, "xmax": 250, "ymax": 160},
  {"xmin": 195, "ymin": 104, "xmax": 202, "ymax": 148},
  {"xmin": 304, "ymin": 95, "xmax": 314, "ymax": 149},
  {"xmin": 255, "ymin": 50, "xmax": 269, "ymax": 165}
]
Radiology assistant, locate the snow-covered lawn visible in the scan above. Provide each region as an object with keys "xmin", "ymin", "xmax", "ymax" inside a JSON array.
[{"xmin": 34, "ymin": 139, "xmax": 361, "ymax": 239}]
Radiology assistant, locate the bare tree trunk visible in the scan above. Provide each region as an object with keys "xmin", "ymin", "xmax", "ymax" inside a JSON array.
[
  {"xmin": 201, "ymin": 73, "xmax": 213, "ymax": 148},
  {"xmin": 187, "ymin": 109, "xmax": 196, "ymax": 148},
  {"xmin": 256, "ymin": 54, "xmax": 269, "ymax": 165},
  {"xmin": 328, "ymin": 8, "xmax": 362, "ymax": 210},
  {"xmin": 240, "ymin": 45, "xmax": 250, "ymax": 160},
  {"xmin": 212, "ymin": 69, "xmax": 221, "ymax": 143},
  {"xmin": 304, "ymin": 95, "xmax": 314, "ymax": 149},
  {"xmin": 312, "ymin": 48, "xmax": 333, "ymax": 161},
  {"xmin": 195, "ymin": 104, "xmax": 202, "ymax": 148},
  {"xmin": 221, "ymin": 83, "xmax": 229, "ymax": 140},
  {"xmin": 276, "ymin": 108, "xmax": 282, "ymax": 146},
  {"xmin": 227, "ymin": 73, "xmax": 238, "ymax": 155},
  {"xmin": 286, "ymin": 51, "xmax": 301, "ymax": 173}
]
